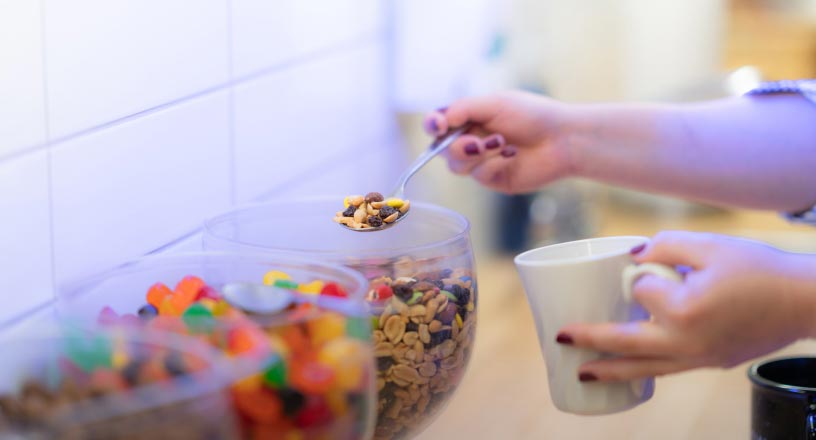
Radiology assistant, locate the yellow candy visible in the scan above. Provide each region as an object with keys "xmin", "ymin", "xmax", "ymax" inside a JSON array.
[
  {"xmin": 308, "ymin": 313, "xmax": 346, "ymax": 347},
  {"xmin": 198, "ymin": 298, "xmax": 217, "ymax": 311},
  {"xmin": 263, "ymin": 270, "xmax": 291, "ymax": 286},
  {"xmin": 212, "ymin": 299, "xmax": 231, "ymax": 317},
  {"xmin": 385, "ymin": 198, "xmax": 404, "ymax": 208},
  {"xmin": 455, "ymin": 313, "xmax": 463, "ymax": 328},
  {"xmin": 233, "ymin": 374, "xmax": 262, "ymax": 392},
  {"xmin": 318, "ymin": 338, "xmax": 367, "ymax": 391},
  {"xmin": 298, "ymin": 280, "xmax": 324, "ymax": 295},
  {"xmin": 326, "ymin": 389, "xmax": 349, "ymax": 414},
  {"xmin": 343, "ymin": 196, "xmax": 351, "ymax": 209}
]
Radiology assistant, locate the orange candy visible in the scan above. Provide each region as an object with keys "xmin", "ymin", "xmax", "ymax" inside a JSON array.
[
  {"xmin": 281, "ymin": 325, "xmax": 310, "ymax": 354},
  {"xmin": 228, "ymin": 326, "xmax": 260, "ymax": 355},
  {"xmin": 159, "ymin": 297, "xmax": 180, "ymax": 316},
  {"xmin": 233, "ymin": 386, "xmax": 282, "ymax": 424},
  {"xmin": 172, "ymin": 275, "xmax": 205, "ymax": 311},
  {"xmin": 146, "ymin": 282, "xmax": 173, "ymax": 308},
  {"xmin": 290, "ymin": 360, "xmax": 335, "ymax": 395}
]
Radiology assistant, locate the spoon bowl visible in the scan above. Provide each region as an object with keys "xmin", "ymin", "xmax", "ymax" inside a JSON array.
[{"xmin": 337, "ymin": 124, "xmax": 472, "ymax": 232}]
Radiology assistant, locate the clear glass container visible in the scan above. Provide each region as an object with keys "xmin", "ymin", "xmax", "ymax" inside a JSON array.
[
  {"xmin": 58, "ymin": 252, "xmax": 376, "ymax": 440},
  {"xmin": 0, "ymin": 327, "xmax": 238, "ymax": 439},
  {"xmin": 203, "ymin": 197, "xmax": 477, "ymax": 440}
]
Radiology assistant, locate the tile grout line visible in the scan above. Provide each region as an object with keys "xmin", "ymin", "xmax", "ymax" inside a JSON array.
[
  {"xmin": 0, "ymin": 30, "xmax": 386, "ymax": 164},
  {"xmin": 40, "ymin": 0, "xmax": 58, "ymax": 306}
]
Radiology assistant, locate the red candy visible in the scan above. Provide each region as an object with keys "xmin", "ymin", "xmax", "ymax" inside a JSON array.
[
  {"xmin": 319, "ymin": 283, "xmax": 347, "ymax": 298},
  {"xmin": 290, "ymin": 360, "xmax": 335, "ymax": 395},
  {"xmin": 295, "ymin": 396, "xmax": 333, "ymax": 428},
  {"xmin": 233, "ymin": 386, "xmax": 282, "ymax": 424},
  {"xmin": 375, "ymin": 285, "xmax": 393, "ymax": 301},
  {"xmin": 195, "ymin": 285, "xmax": 221, "ymax": 301}
]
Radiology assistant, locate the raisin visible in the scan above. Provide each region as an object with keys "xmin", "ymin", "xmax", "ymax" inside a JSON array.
[
  {"xmin": 437, "ymin": 303, "xmax": 457, "ymax": 324},
  {"xmin": 429, "ymin": 329, "xmax": 452, "ymax": 347},
  {"xmin": 433, "ymin": 280, "xmax": 445, "ymax": 289},
  {"xmin": 365, "ymin": 192, "xmax": 384, "ymax": 203},
  {"xmin": 405, "ymin": 322, "xmax": 419, "ymax": 332},
  {"xmin": 392, "ymin": 284, "xmax": 414, "ymax": 302},
  {"xmin": 368, "ymin": 215, "xmax": 383, "ymax": 227},
  {"xmin": 342, "ymin": 205, "xmax": 356, "ymax": 217},
  {"xmin": 164, "ymin": 352, "xmax": 187, "ymax": 377},
  {"xmin": 379, "ymin": 206, "xmax": 397, "ymax": 219},
  {"xmin": 278, "ymin": 388, "xmax": 306, "ymax": 416},
  {"xmin": 377, "ymin": 357, "xmax": 395, "ymax": 370},
  {"xmin": 450, "ymin": 285, "xmax": 471, "ymax": 304},
  {"xmin": 122, "ymin": 360, "xmax": 144, "ymax": 386},
  {"xmin": 440, "ymin": 269, "xmax": 453, "ymax": 278}
]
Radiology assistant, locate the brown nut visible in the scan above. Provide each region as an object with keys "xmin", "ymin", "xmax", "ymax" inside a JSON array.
[
  {"xmin": 418, "ymin": 362, "xmax": 437, "ymax": 377},
  {"xmin": 349, "ymin": 195, "xmax": 365, "ymax": 206},
  {"xmin": 419, "ymin": 324, "xmax": 431, "ymax": 344},
  {"xmin": 383, "ymin": 212, "xmax": 399, "ymax": 223},
  {"xmin": 409, "ymin": 304, "xmax": 426, "ymax": 318},
  {"xmin": 437, "ymin": 303, "xmax": 457, "ymax": 324},
  {"xmin": 392, "ymin": 364, "xmax": 421, "ymax": 383},
  {"xmin": 428, "ymin": 320, "xmax": 443, "ymax": 333},
  {"xmin": 402, "ymin": 331, "xmax": 419, "ymax": 346},
  {"xmin": 384, "ymin": 315, "xmax": 406, "ymax": 343}
]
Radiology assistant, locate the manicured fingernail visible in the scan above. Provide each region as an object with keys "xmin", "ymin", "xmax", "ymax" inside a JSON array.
[
  {"xmin": 485, "ymin": 137, "xmax": 501, "ymax": 150},
  {"xmin": 555, "ymin": 333, "xmax": 573, "ymax": 345},
  {"xmin": 579, "ymin": 372, "xmax": 598, "ymax": 382},
  {"xmin": 429, "ymin": 118, "xmax": 439, "ymax": 133},
  {"xmin": 630, "ymin": 243, "xmax": 646, "ymax": 255},
  {"xmin": 500, "ymin": 147, "xmax": 516, "ymax": 158},
  {"xmin": 464, "ymin": 142, "xmax": 480, "ymax": 156},
  {"xmin": 437, "ymin": 106, "xmax": 448, "ymax": 113}
]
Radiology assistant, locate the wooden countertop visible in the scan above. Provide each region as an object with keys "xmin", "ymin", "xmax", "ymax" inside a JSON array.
[{"xmin": 417, "ymin": 202, "xmax": 816, "ymax": 439}]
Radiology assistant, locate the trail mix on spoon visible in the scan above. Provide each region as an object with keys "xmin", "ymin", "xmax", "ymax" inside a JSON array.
[{"xmin": 334, "ymin": 192, "xmax": 410, "ymax": 230}]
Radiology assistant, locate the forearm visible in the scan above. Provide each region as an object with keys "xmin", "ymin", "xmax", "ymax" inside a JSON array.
[
  {"xmin": 565, "ymin": 94, "xmax": 816, "ymax": 212},
  {"xmin": 781, "ymin": 252, "xmax": 816, "ymax": 340}
]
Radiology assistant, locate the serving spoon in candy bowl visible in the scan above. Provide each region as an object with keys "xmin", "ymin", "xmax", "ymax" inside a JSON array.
[{"xmin": 336, "ymin": 123, "xmax": 473, "ymax": 232}]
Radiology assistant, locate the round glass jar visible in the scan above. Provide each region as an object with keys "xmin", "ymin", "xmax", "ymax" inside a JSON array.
[
  {"xmin": 203, "ymin": 198, "xmax": 477, "ymax": 440},
  {"xmin": 58, "ymin": 252, "xmax": 376, "ymax": 440}
]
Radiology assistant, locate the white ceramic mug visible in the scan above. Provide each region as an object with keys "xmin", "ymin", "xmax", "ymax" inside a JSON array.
[{"xmin": 514, "ymin": 236, "xmax": 682, "ymax": 415}]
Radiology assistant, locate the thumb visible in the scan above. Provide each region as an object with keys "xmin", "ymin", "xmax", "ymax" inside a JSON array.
[{"xmin": 633, "ymin": 231, "xmax": 714, "ymax": 269}]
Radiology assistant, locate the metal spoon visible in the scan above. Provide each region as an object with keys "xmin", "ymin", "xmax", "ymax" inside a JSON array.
[
  {"xmin": 222, "ymin": 282, "xmax": 293, "ymax": 315},
  {"xmin": 340, "ymin": 123, "xmax": 472, "ymax": 232}
]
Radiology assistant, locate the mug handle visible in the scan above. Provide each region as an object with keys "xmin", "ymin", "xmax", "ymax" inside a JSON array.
[
  {"xmin": 808, "ymin": 409, "xmax": 816, "ymax": 440},
  {"xmin": 621, "ymin": 263, "xmax": 683, "ymax": 303}
]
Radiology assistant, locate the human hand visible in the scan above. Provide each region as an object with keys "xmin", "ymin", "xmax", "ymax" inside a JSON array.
[
  {"xmin": 423, "ymin": 90, "xmax": 576, "ymax": 194},
  {"xmin": 555, "ymin": 231, "xmax": 816, "ymax": 382}
]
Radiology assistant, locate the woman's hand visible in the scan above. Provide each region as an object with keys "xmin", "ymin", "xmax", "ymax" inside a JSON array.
[
  {"xmin": 423, "ymin": 91, "xmax": 577, "ymax": 194},
  {"xmin": 555, "ymin": 231, "xmax": 816, "ymax": 382}
]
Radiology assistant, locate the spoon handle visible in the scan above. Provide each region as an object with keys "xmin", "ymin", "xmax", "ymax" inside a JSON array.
[{"xmin": 392, "ymin": 123, "xmax": 473, "ymax": 196}]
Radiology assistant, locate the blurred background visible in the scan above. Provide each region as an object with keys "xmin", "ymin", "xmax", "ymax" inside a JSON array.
[{"xmin": 2, "ymin": 0, "xmax": 816, "ymax": 437}]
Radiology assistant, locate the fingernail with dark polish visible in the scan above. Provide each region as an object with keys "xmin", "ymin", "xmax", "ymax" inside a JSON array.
[
  {"xmin": 630, "ymin": 243, "xmax": 646, "ymax": 255},
  {"xmin": 464, "ymin": 143, "xmax": 480, "ymax": 156},
  {"xmin": 500, "ymin": 147, "xmax": 516, "ymax": 158},
  {"xmin": 437, "ymin": 106, "xmax": 448, "ymax": 113},
  {"xmin": 555, "ymin": 333, "xmax": 573, "ymax": 345},
  {"xmin": 579, "ymin": 372, "xmax": 598, "ymax": 382},
  {"xmin": 429, "ymin": 118, "xmax": 439, "ymax": 133},
  {"xmin": 485, "ymin": 137, "xmax": 501, "ymax": 150}
]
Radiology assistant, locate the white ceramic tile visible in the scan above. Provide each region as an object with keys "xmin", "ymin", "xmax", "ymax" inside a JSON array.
[
  {"xmin": 51, "ymin": 92, "xmax": 231, "ymax": 286},
  {"xmin": 231, "ymin": 0, "xmax": 384, "ymax": 77},
  {"xmin": 0, "ymin": 0, "xmax": 46, "ymax": 155},
  {"xmin": 281, "ymin": 139, "xmax": 404, "ymax": 199},
  {"xmin": 0, "ymin": 151, "xmax": 54, "ymax": 325},
  {"xmin": 44, "ymin": 0, "xmax": 229, "ymax": 139},
  {"xmin": 233, "ymin": 41, "xmax": 390, "ymax": 203}
]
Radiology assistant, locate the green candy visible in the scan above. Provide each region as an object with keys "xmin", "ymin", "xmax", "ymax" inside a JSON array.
[
  {"xmin": 182, "ymin": 303, "xmax": 215, "ymax": 333},
  {"xmin": 346, "ymin": 316, "xmax": 372, "ymax": 340},
  {"xmin": 407, "ymin": 291, "xmax": 423, "ymax": 305},
  {"xmin": 263, "ymin": 356, "xmax": 287, "ymax": 388},
  {"xmin": 273, "ymin": 279, "xmax": 300, "ymax": 290},
  {"xmin": 65, "ymin": 331, "xmax": 112, "ymax": 372},
  {"xmin": 441, "ymin": 290, "xmax": 457, "ymax": 302}
]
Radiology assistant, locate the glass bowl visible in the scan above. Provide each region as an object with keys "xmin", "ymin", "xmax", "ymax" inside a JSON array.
[
  {"xmin": 57, "ymin": 252, "xmax": 376, "ymax": 440},
  {"xmin": 202, "ymin": 197, "xmax": 477, "ymax": 440},
  {"xmin": 0, "ymin": 326, "xmax": 238, "ymax": 439}
]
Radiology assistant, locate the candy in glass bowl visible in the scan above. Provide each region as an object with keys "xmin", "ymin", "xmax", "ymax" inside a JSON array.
[{"xmin": 57, "ymin": 252, "xmax": 376, "ymax": 440}]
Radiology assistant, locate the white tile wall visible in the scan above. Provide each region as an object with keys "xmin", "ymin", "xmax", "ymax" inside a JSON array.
[
  {"xmin": 0, "ymin": 151, "xmax": 53, "ymax": 325},
  {"xmin": 233, "ymin": 41, "xmax": 391, "ymax": 203},
  {"xmin": 0, "ymin": 0, "xmax": 392, "ymax": 326},
  {"xmin": 50, "ymin": 92, "xmax": 231, "ymax": 286},
  {"xmin": 0, "ymin": 0, "xmax": 46, "ymax": 155},
  {"xmin": 231, "ymin": 0, "xmax": 384, "ymax": 78},
  {"xmin": 44, "ymin": 0, "xmax": 229, "ymax": 139}
]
